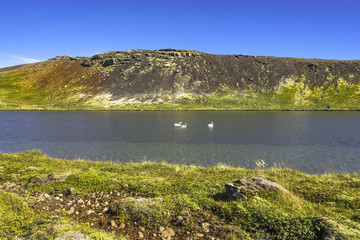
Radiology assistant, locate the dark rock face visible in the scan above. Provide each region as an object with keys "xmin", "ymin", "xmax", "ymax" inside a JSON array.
[
  {"xmin": 66, "ymin": 49, "xmax": 360, "ymax": 100},
  {"xmin": 225, "ymin": 177, "xmax": 289, "ymax": 200}
]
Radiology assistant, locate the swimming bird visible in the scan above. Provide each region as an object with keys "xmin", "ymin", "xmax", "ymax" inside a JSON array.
[
  {"xmin": 208, "ymin": 121, "xmax": 214, "ymax": 128},
  {"xmin": 174, "ymin": 122, "xmax": 182, "ymax": 127},
  {"xmin": 180, "ymin": 123, "xmax": 187, "ymax": 128}
]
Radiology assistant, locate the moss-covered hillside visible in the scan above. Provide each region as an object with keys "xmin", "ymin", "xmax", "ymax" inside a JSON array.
[
  {"xmin": 1, "ymin": 151, "xmax": 360, "ymax": 239},
  {"xmin": 1, "ymin": 49, "xmax": 360, "ymax": 110}
]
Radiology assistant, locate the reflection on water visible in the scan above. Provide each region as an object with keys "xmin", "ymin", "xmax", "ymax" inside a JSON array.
[{"xmin": 0, "ymin": 111, "xmax": 360, "ymax": 174}]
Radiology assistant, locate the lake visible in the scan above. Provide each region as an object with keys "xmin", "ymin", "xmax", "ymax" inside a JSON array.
[{"xmin": 0, "ymin": 111, "xmax": 359, "ymax": 174}]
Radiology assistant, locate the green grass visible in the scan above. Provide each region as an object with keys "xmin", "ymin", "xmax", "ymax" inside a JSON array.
[
  {"xmin": 1, "ymin": 69, "xmax": 360, "ymax": 111},
  {"xmin": 1, "ymin": 151, "xmax": 359, "ymax": 239},
  {"xmin": 0, "ymin": 71, "xmax": 52, "ymax": 109}
]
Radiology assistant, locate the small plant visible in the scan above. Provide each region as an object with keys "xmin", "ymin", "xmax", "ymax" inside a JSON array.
[{"xmin": 255, "ymin": 159, "xmax": 266, "ymax": 168}]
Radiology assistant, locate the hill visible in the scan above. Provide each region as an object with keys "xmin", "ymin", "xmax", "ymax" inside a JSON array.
[{"xmin": 1, "ymin": 49, "xmax": 360, "ymax": 110}]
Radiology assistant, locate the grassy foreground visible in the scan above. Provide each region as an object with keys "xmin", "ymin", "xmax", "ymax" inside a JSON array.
[{"xmin": 0, "ymin": 151, "xmax": 360, "ymax": 239}]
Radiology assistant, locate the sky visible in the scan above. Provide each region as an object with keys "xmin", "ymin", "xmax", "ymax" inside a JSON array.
[{"xmin": 1, "ymin": 0, "xmax": 359, "ymax": 68}]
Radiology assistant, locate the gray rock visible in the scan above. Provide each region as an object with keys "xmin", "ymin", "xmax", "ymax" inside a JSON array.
[
  {"xmin": 161, "ymin": 227, "xmax": 175, "ymax": 238},
  {"xmin": 54, "ymin": 231, "xmax": 86, "ymax": 240},
  {"xmin": 173, "ymin": 215, "xmax": 183, "ymax": 224},
  {"xmin": 225, "ymin": 177, "xmax": 289, "ymax": 200},
  {"xmin": 67, "ymin": 207, "xmax": 75, "ymax": 215},
  {"xmin": 0, "ymin": 182, "xmax": 19, "ymax": 191},
  {"xmin": 64, "ymin": 188, "xmax": 75, "ymax": 196},
  {"xmin": 107, "ymin": 197, "xmax": 163, "ymax": 215},
  {"xmin": 102, "ymin": 59, "xmax": 114, "ymax": 67},
  {"xmin": 202, "ymin": 222, "xmax": 210, "ymax": 232},
  {"xmin": 111, "ymin": 220, "xmax": 116, "ymax": 227}
]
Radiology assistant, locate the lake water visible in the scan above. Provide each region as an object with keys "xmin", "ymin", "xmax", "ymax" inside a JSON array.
[{"xmin": 0, "ymin": 111, "xmax": 359, "ymax": 174}]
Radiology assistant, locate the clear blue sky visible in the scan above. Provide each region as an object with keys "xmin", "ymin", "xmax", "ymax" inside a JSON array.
[{"xmin": 1, "ymin": 0, "xmax": 359, "ymax": 68}]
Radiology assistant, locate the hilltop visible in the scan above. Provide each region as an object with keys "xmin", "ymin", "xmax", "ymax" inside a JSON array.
[{"xmin": 1, "ymin": 49, "xmax": 360, "ymax": 110}]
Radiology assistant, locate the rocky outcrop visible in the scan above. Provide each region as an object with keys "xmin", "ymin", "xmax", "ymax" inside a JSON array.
[{"xmin": 225, "ymin": 177, "xmax": 289, "ymax": 200}]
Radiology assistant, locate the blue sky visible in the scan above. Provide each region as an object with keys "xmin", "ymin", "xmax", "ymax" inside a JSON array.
[{"xmin": 1, "ymin": 0, "xmax": 359, "ymax": 68}]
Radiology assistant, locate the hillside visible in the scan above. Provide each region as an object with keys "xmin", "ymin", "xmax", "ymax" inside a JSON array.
[{"xmin": 1, "ymin": 49, "xmax": 360, "ymax": 110}]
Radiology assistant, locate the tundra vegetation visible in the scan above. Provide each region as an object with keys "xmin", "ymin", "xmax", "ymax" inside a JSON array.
[
  {"xmin": 1, "ymin": 49, "xmax": 360, "ymax": 111},
  {"xmin": 0, "ymin": 151, "xmax": 359, "ymax": 239}
]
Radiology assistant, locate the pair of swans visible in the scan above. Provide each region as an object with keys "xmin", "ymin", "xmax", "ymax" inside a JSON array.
[
  {"xmin": 174, "ymin": 121, "xmax": 214, "ymax": 128},
  {"xmin": 174, "ymin": 122, "xmax": 187, "ymax": 128}
]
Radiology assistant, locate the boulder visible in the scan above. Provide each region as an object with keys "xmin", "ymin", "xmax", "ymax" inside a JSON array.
[
  {"xmin": 225, "ymin": 177, "xmax": 289, "ymax": 200},
  {"xmin": 107, "ymin": 197, "xmax": 163, "ymax": 216}
]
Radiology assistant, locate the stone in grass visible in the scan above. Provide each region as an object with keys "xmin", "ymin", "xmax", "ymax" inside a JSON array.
[
  {"xmin": 0, "ymin": 182, "xmax": 20, "ymax": 192},
  {"xmin": 225, "ymin": 177, "xmax": 289, "ymax": 200},
  {"xmin": 64, "ymin": 188, "xmax": 75, "ymax": 196},
  {"xmin": 161, "ymin": 227, "xmax": 175, "ymax": 238},
  {"xmin": 54, "ymin": 231, "xmax": 86, "ymax": 240}
]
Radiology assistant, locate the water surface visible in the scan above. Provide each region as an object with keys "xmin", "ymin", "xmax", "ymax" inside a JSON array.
[{"xmin": 1, "ymin": 111, "xmax": 359, "ymax": 174}]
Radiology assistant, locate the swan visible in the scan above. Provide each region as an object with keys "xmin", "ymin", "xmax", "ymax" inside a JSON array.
[
  {"xmin": 208, "ymin": 121, "xmax": 214, "ymax": 128},
  {"xmin": 180, "ymin": 123, "xmax": 187, "ymax": 128},
  {"xmin": 174, "ymin": 122, "xmax": 182, "ymax": 127}
]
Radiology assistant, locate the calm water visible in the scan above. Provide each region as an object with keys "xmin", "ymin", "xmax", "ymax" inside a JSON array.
[{"xmin": 1, "ymin": 111, "xmax": 360, "ymax": 174}]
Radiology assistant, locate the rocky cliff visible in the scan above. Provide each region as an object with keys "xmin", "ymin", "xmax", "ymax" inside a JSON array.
[{"xmin": 1, "ymin": 49, "xmax": 360, "ymax": 110}]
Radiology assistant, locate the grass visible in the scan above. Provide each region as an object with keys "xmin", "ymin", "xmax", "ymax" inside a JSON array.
[
  {"xmin": 1, "ymin": 151, "xmax": 360, "ymax": 239},
  {"xmin": 1, "ymin": 68, "xmax": 360, "ymax": 111}
]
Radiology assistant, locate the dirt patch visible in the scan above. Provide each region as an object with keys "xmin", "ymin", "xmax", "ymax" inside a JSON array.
[{"xmin": 29, "ymin": 190, "xmax": 240, "ymax": 239}]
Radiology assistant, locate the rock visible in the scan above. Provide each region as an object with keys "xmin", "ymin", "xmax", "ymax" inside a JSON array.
[
  {"xmin": 0, "ymin": 182, "xmax": 19, "ymax": 191},
  {"xmin": 51, "ymin": 224, "xmax": 70, "ymax": 232},
  {"xmin": 107, "ymin": 197, "xmax": 163, "ymax": 215},
  {"xmin": 102, "ymin": 59, "xmax": 114, "ymax": 67},
  {"xmin": 54, "ymin": 231, "xmax": 86, "ymax": 240},
  {"xmin": 173, "ymin": 215, "xmax": 183, "ymax": 224},
  {"xmin": 67, "ymin": 207, "xmax": 75, "ymax": 215},
  {"xmin": 161, "ymin": 228, "xmax": 175, "ymax": 238},
  {"xmin": 111, "ymin": 220, "xmax": 116, "ymax": 227},
  {"xmin": 138, "ymin": 232, "xmax": 144, "ymax": 239},
  {"xmin": 202, "ymin": 222, "xmax": 210, "ymax": 232},
  {"xmin": 225, "ymin": 177, "xmax": 289, "ymax": 200},
  {"xmin": 52, "ymin": 172, "xmax": 72, "ymax": 181},
  {"xmin": 119, "ymin": 222, "xmax": 126, "ymax": 229},
  {"xmin": 308, "ymin": 63, "xmax": 319, "ymax": 71},
  {"xmin": 64, "ymin": 188, "xmax": 75, "ymax": 196},
  {"xmin": 179, "ymin": 210, "xmax": 190, "ymax": 216}
]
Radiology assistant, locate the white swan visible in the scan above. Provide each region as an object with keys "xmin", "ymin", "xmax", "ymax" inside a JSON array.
[
  {"xmin": 208, "ymin": 121, "xmax": 214, "ymax": 128},
  {"xmin": 174, "ymin": 122, "xmax": 182, "ymax": 127},
  {"xmin": 180, "ymin": 123, "xmax": 187, "ymax": 128}
]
